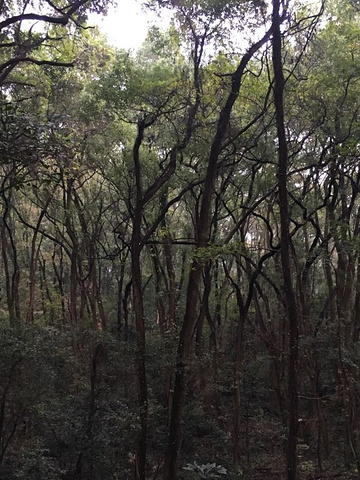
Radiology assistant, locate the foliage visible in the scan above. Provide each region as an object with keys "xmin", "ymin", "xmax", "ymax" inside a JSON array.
[{"xmin": 183, "ymin": 461, "xmax": 227, "ymax": 479}]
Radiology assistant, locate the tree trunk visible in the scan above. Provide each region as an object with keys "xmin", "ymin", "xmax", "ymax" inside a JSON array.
[
  {"xmin": 132, "ymin": 120, "xmax": 148, "ymax": 480},
  {"xmin": 272, "ymin": 2, "xmax": 299, "ymax": 478}
]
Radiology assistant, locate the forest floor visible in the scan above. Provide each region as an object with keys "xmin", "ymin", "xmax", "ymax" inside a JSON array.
[{"xmin": 242, "ymin": 472, "xmax": 360, "ymax": 480}]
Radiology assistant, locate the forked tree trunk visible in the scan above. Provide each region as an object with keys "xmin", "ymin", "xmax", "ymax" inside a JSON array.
[{"xmin": 162, "ymin": 29, "xmax": 274, "ymax": 480}]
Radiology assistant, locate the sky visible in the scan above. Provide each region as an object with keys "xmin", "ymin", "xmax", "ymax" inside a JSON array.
[{"xmin": 89, "ymin": 0, "xmax": 169, "ymax": 51}]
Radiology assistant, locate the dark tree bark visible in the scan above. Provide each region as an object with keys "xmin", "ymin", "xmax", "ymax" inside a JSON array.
[
  {"xmin": 272, "ymin": 1, "xmax": 299, "ymax": 479},
  {"xmin": 131, "ymin": 119, "xmax": 148, "ymax": 480}
]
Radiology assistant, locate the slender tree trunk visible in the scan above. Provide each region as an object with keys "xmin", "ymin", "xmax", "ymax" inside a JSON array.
[
  {"xmin": 254, "ymin": 290, "xmax": 285, "ymax": 416},
  {"xmin": 117, "ymin": 261, "xmax": 126, "ymax": 337},
  {"xmin": 233, "ymin": 308, "xmax": 246, "ymax": 467},
  {"xmin": 162, "ymin": 254, "xmax": 204, "ymax": 480},
  {"xmin": 123, "ymin": 280, "xmax": 132, "ymax": 342},
  {"xmin": 164, "ymin": 237, "xmax": 176, "ymax": 326},
  {"xmin": 88, "ymin": 244, "xmax": 107, "ymax": 331},
  {"xmin": 195, "ymin": 265, "xmax": 215, "ymax": 355},
  {"xmin": 150, "ymin": 244, "xmax": 167, "ymax": 336},
  {"xmin": 38, "ymin": 253, "xmax": 53, "ymax": 320},
  {"xmin": 26, "ymin": 208, "xmax": 47, "ymax": 323},
  {"xmin": 272, "ymin": 2, "xmax": 299, "ymax": 479},
  {"xmin": 132, "ymin": 120, "xmax": 148, "ymax": 480},
  {"xmin": 64, "ymin": 178, "xmax": 79, "ymax": 326},
  {"xmin": 132, "ymin": 237, "xmax": 147, "ymax": 480},
  {"xmin": 52, "ymin": 245, "xmax": 66, "ymax": 325},
  {"xmin": 69, "ymin": 247, "xmax": 78, "ymax": 325}
]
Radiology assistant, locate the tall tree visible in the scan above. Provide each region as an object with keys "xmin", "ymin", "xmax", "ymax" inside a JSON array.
[
  {"xmin": 272, "ymin": 0, "xmax": 299, "ymax": 478},
  {"xmin": 162, "ymin": 1, "xmax": 275, "ymax": 476}
]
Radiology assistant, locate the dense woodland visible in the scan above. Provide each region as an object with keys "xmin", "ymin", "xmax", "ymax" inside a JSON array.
[{"xmin": 0, "ymin": 0, "xmax": 360, "ymax": 479}]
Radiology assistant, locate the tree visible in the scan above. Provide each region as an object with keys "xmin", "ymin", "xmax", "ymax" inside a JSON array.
[
  {"xmin": 272, "ymin": 0, "xmax": 299, "ymax": 477},
  {"xmin": 0, "ymin": 0, "xmax": 109, "ymax": 85},
  {"xmin": 159, "ymin": 1, "xmax": 277, "ymax": 476}
]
